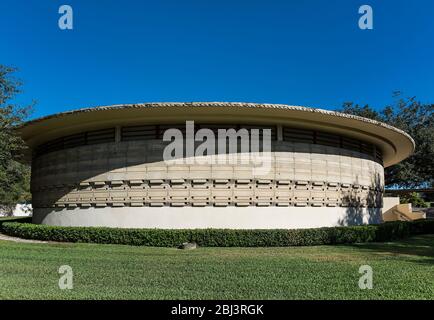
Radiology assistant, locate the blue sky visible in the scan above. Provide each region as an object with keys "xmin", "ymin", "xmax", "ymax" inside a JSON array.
[{"xmin": 1, "ymin": 0, "xmax": 433, "ymax": 119}]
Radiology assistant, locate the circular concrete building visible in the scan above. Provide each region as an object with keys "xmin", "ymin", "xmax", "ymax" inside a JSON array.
[{"xmin": 19, "ymin": 102, "xmax": 414, "ymax": 229}]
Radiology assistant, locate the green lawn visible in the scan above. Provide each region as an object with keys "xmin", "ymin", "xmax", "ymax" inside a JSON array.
[{"xmin": 0, "ymin": 235, "xmax": 433, "ymax": 299}]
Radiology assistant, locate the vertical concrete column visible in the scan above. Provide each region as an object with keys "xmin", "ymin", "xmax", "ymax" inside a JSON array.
[
  {"xmin": 115, "ymin": 125, "xmax": 121, "ymax": 143},
  {"xmin": 277, "ymin": 125, "xmax": 283, "ymax": 141}
]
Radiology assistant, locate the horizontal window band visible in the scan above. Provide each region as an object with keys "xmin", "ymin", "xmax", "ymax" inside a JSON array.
[{"xmin": 33, "ymin": 124, "xmax": 382, "ymax": 163}]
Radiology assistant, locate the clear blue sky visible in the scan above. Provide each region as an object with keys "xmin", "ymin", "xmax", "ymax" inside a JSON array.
[{"xmin": 1, "ymin": 0, "xmax": 433, "ymax": 119}]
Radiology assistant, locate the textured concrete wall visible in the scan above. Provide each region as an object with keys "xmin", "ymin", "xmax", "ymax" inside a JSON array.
[{"xmin": 31, "ymin": 139, "xmax": 384, "ymax": 228}]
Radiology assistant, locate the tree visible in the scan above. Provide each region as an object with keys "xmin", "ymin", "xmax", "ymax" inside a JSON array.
[
  {"xmin": 399, "ymin": 192, "xmax": 428, "ymax": 208},
  {"xmin": 339, "ymin": 93, "xmax": 434, "ymax": 189},
  {"xmin": 0, "ymin": 65, "xmax": 32, "ymax": 216}
]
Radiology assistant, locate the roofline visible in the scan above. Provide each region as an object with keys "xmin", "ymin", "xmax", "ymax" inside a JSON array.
[
  {"xmin": 18, "ymin": 102, "xmax": 415, "ymax": 167},
  {"xmin": 19, "ymin": 102, "xmax": 415, "ymax": 142}
]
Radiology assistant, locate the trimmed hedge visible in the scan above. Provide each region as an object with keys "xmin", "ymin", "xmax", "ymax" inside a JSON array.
[
  {"xmin": 0, "ymin": 216, "xmax": 32, "ymax": 226},
  {"xmin": 1, "ymin": 219, "xmax": 433, "ymax": 247}
]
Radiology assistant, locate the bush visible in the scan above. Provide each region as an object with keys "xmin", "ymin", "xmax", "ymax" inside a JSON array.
[
  {"xmin": 400, "ymin": 192, "xmax": 429, "ymax": 208},
  {"xmin": 1, "ymin": 219, "xmax": 434, "ymax": 247}
]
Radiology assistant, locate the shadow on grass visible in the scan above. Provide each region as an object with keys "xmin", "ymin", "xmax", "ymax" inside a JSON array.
[{"xmin": 350, "ymin": 234, "xmax": 434, "ymax": 265}]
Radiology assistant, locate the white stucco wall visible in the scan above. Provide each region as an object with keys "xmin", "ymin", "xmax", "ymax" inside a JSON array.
[
  {"xmin": 33, "ymin": 206, "xmax": 382, "ymax": 229},
  {"xmin": 382, "ymin": 197, "xmax": 400, "ymax": 213}
]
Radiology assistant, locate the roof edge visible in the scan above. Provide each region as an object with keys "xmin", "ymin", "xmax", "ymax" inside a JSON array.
[{"xmin": 19, "ymin": 101, "xmax": 416, "ymax": 152}]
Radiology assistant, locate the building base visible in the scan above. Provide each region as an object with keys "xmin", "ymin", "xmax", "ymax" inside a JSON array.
[{"xmin": 33, "ymin": 207, "xmax": 383, "ymax": 229}]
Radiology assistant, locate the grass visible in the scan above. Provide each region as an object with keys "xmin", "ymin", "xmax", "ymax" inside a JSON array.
[{"xmin": 0, "ymin": 235, "xmax": 433, "ymax": 299}]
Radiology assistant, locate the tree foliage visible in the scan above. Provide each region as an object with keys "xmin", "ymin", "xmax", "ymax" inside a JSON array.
[
  {"xmin": 0, "ymin": 65, "xmax": 32, "ymax": 215},
  {"xmin": 339, "ymin": 93, "xmax": 434, "ymax": 189},
  {"xmin": 399, "ymin": 192, "xmax": 428, "ymax": 208}
]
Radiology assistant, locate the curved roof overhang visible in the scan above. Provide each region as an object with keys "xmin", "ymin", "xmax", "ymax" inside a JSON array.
[{"xmin": 18, "ymin": 102, "xmax": 415, "ymax": 168}]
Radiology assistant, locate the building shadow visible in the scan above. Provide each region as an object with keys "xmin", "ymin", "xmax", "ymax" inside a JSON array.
[{"xmin": 337, "ymin": 173, "xmax": 383, "ymax": 226}]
